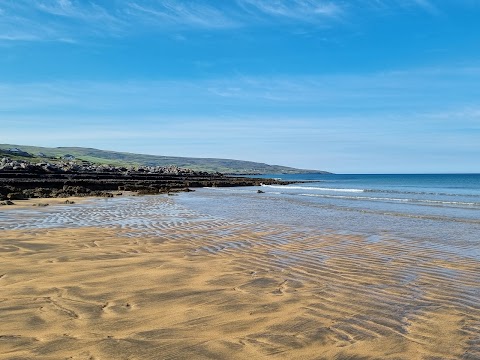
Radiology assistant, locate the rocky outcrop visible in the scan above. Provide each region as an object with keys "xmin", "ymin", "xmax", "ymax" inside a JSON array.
[
  {"xmin": 0, "ymin": 157, "xmax": 292, "ymax": 199},
  {"xmin": 3, "ymin": 148, "xmax": 31, "ymax": 157},
  {"xmin": 0, "ymin": 157, "xmax": 210, "ymax": 176}
]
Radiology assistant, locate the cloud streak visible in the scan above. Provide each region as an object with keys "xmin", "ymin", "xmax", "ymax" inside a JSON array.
[
  {"xmin": 125, "ymin": 1, "xmax": 238, "ymax": 29},
  {"xmin": 1, "ymin": 65, "xmax": 479, "ymax": 120},
  {"xmin": 0, "ymin": 0, "xmax": 125, "ymax": 42},
  {"xmin": 237, "ymin": 0, "xmax": 343, "ymax": 22},
  {"xmin": 0, "ymin": 0, "xmax": 446, "ymax": 43}
]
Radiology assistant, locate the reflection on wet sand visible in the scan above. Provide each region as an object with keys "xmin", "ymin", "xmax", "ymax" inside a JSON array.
[{"xmin": 0, "ymin": 195, "xmax": 479, "ymax": 359}]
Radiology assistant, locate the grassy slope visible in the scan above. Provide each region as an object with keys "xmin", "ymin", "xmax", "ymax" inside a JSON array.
[{"xmin": 0, "ymin": 144, "xmax": 328, "ymax": 174}]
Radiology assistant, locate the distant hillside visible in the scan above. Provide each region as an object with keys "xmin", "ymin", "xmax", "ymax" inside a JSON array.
[{"xmin": 0, "ymin": 144, "xmax": 329, "ymax": 174}]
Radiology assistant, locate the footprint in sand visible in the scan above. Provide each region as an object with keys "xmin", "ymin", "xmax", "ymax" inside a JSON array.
[
  {"xmin": 101, "ymin": 301, "xmax": 135, "ymax": 315},
  {"xmin": 273, "ymin": 279, "xmax": 288, "ymax": 295}
]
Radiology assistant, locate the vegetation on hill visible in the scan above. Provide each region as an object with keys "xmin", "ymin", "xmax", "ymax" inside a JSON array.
[{"xmin": 0, "ymin": 144, "xmax": 329, "ymax": 174}]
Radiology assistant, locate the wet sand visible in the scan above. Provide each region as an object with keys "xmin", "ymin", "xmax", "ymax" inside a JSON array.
[
  {"xmin": 0, "ymin": 196, "xmax": 479, "ymax": 359},
  {"xmin": 0, "ymin": 197, "xmax": 90, "ymax": 210}
]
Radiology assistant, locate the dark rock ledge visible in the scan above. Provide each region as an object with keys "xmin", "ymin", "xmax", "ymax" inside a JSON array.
[{"xmin": 0, "ymin": 157, "xmax": 293, "ymax": 201}]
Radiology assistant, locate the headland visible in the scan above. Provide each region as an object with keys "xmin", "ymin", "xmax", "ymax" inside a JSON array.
[{"xmin": 0, "ymin": 156, "xmax": 291, "ymax": 204}]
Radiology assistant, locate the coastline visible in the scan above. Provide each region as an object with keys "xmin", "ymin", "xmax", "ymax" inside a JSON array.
[
  {"xmin": 0, "ymin": 194, "xmax": 478, "ymax": 359},
  {"xmin": 0, "ymin": 156, "xmax": 295, "ymax": 202}
]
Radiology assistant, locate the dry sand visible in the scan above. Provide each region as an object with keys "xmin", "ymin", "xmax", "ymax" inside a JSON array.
[{"xmin": 0, "ymin": 197, "xmax": 479, "ymax": 359}]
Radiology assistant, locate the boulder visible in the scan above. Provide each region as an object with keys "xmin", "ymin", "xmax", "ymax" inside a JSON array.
[{"xmin": 7, "ymin": 192, "xmax": 27, "ymax": 200}]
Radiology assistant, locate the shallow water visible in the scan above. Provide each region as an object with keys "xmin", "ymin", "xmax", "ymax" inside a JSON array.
[
  {"xmin": 176, "ymin": 174, "xmax": 480, "ymax": 259},
  {"xmin": 0, "ymin": 196, "xmax": 202, "ymax": 232}
]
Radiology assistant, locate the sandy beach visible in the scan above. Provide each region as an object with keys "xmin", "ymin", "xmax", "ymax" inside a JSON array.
[{"xmin": 0, "ymin": 195, "xmax": 479, "ymax": 360}]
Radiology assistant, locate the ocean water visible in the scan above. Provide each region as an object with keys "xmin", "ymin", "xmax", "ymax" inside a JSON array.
[{"xmin": 176, "ymin": 174, "xmax": 480, "ymax": 258}]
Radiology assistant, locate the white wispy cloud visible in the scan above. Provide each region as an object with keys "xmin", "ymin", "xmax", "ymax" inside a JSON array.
[
  {"xmin": 0, "ymin": 1, "xmax": 238, "ymax": 42},
  {"xmin": 0, "ymin": 65, "xmax": 478, "ymax": 115},
  {"xmin": 0, "ymin": 0, "xmax": 447, "ymax": 43},
  {"xmin": 34, "ymin": 0, "xmax": 125, "ymax": 31},
  {"xmin": 0, "ymin": 0, "xmax": 124, "ymax": 42},
  {"xmin": 237, "ymin": 0, "xmax": 343, "ymax": 21},
  {"xmin": 125, "ymin": 1, "xmax": 238, "ymax": 29},
  {"xmin": 35, "ymin": 0, "xmax": 97, "ymax": 18},
  {"xmin": 361, "ymin": 0, "xmax": 440, "ymax": 15},
  {"xmin": 0, "ymin": 33, "xmax": 39, "ymax": 41}
]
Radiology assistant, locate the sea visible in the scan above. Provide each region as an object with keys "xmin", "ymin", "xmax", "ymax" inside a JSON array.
[{"xmin": 176, "ymin": 173, "xmax": 480, "ymax": 258}]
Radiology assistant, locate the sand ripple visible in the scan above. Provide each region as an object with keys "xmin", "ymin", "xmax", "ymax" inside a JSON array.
[{"xmin": 0, "ymin": 195, "xmax": 479, "ymax": 359}]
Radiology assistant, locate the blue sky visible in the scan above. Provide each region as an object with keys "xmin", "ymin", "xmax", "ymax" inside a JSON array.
[{"xmin": 1, "ymin": 1, "xmax": 479, "ymax": 173}]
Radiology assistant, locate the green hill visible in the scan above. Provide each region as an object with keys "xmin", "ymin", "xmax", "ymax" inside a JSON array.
[{"xmin": 0, "ymin": 144, "xmax": 329, "ymax": 174}]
